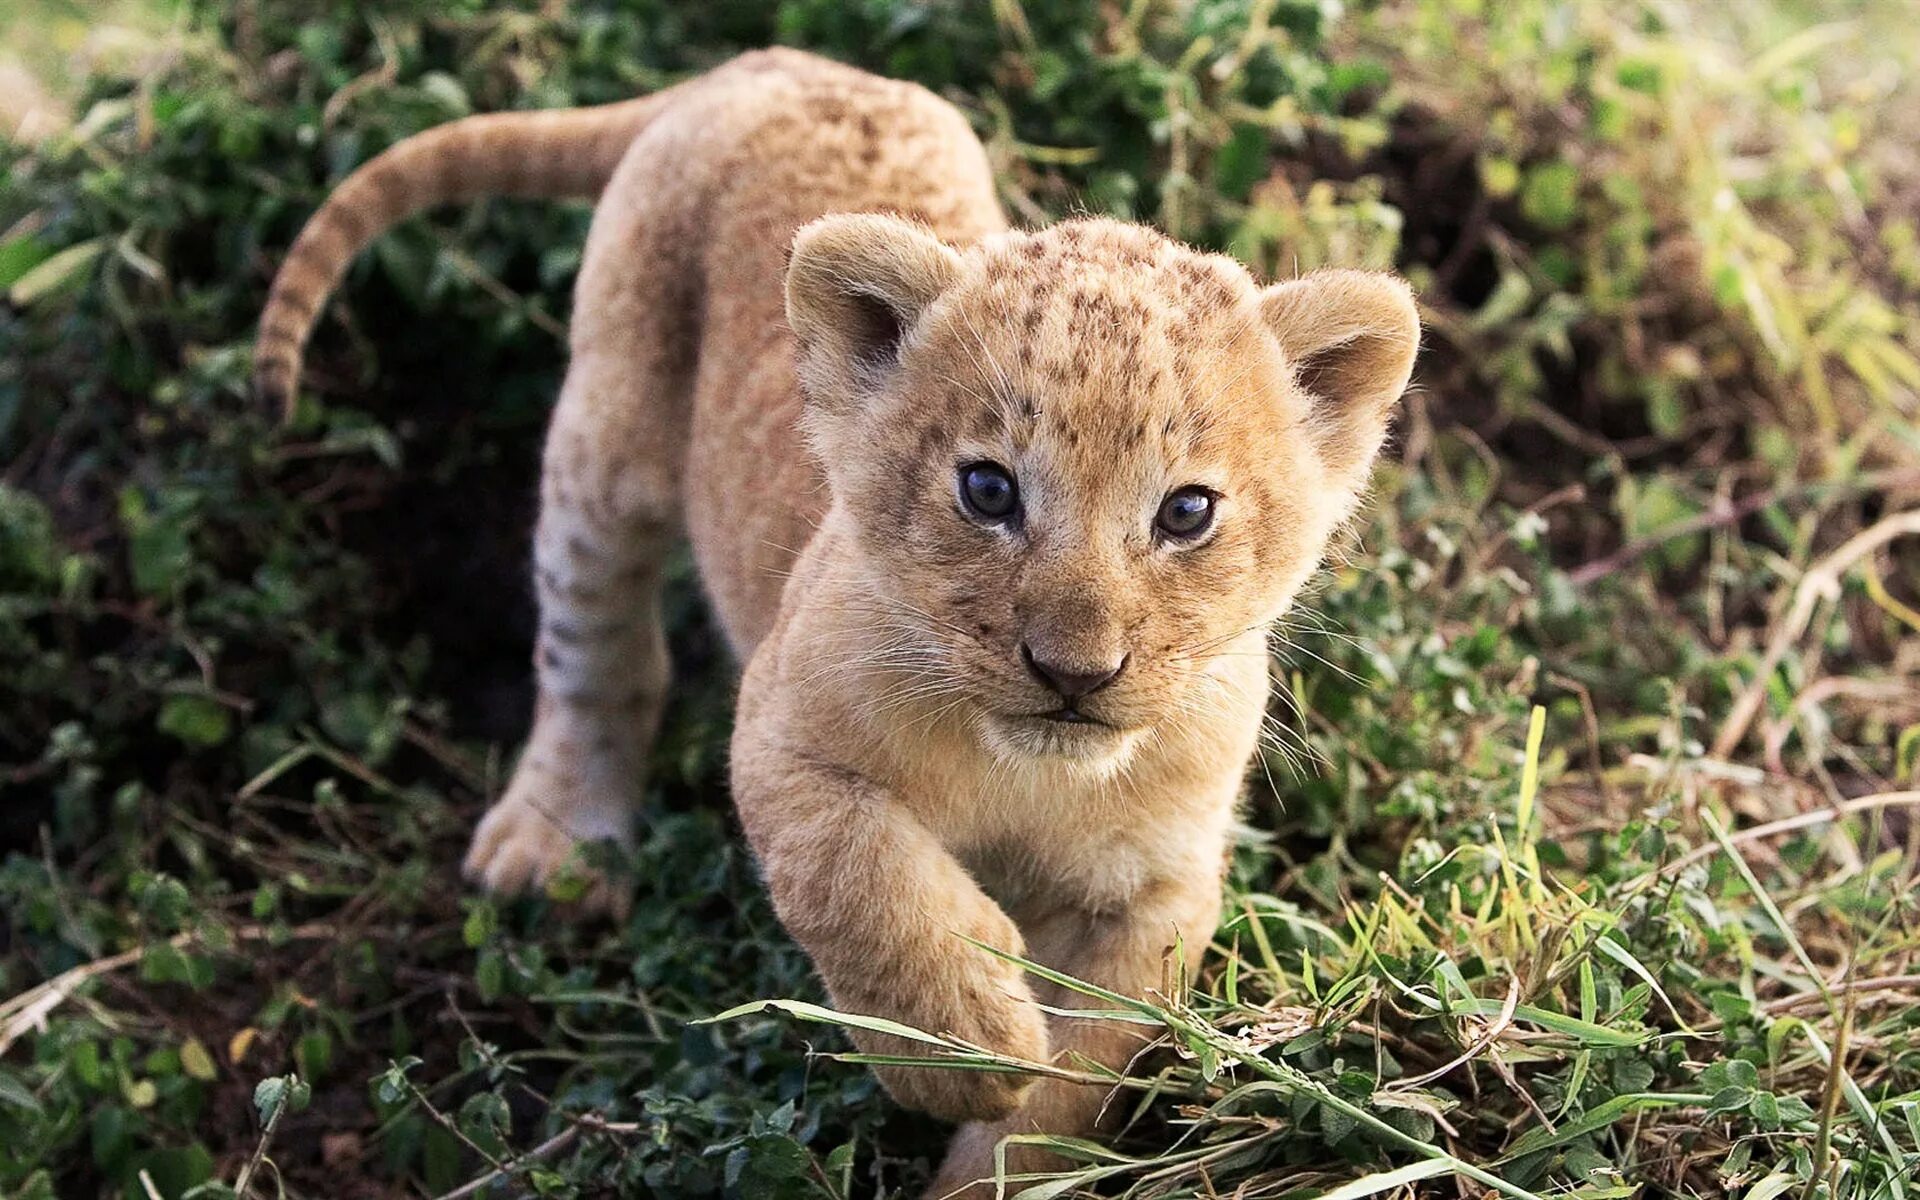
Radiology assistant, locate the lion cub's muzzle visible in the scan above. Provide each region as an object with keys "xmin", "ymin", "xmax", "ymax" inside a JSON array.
[{"xmin": 1016, "ymin": 639, "xmax": 1129, "ymax": 726}]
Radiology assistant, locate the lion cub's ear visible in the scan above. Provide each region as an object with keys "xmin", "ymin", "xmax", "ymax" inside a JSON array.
[
  {"xmin": 1258, "ymin": 269, "xmax": 1420, "ymax": 482},
  {"xmin": 786, "ymin": 214, "xmax": 962, "ymax": 417}
]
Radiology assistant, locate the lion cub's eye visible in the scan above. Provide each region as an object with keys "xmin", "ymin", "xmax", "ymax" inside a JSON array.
[
  {"xmin": 959, "ymin": 462, "xmax": 1020, "ymax": 522},
  {"xmin": 1155, "ymin": 487, "xmax": 1216, "ymax": 541}
]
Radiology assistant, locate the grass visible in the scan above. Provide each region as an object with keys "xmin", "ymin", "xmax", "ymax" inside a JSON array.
[{"xmin": 1, "ymin": 0, "xmax": 1917, "ymax": 1197}]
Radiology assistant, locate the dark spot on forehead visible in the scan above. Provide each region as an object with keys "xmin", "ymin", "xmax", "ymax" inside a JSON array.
[
  {"xmin": 918, "ymin": 419, "xmax": 952, "ymax": 458},
  {"xmin": 1088, "ymin": 292, "xmax": 1125, "ymax": 328},
  {"xmin": 808, "ymin": 93, "xmax": 849, "ymax": 122}
]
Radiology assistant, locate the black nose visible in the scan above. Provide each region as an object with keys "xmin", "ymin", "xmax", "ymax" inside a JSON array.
[{"xmin": 1020, "ymin": 643, "xmax": 1126, "ymax": 700}]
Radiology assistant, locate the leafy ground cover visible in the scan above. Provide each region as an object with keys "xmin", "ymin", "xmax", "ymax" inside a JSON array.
[{"xmin": 2, "ymin": 1, "xmax": 1917, "ymax": 1197}]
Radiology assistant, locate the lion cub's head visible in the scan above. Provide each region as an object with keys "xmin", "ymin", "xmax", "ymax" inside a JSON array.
[{"xmin": 785, "ymin": 215, "xmax": 1417, "ymax": 771}]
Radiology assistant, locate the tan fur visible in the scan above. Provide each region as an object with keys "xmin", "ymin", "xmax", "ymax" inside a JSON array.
[{"xmin": 254, "ymin": 48, "xmax": 1419, "ymax": 1196}]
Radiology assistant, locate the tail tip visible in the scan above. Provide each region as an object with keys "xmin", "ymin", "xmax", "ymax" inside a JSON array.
[{"xmin": 252, "ymin": 355, "xmax": 299, "ymax": 424}]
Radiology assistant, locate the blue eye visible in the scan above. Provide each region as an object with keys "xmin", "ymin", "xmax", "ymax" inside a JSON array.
[
  {"xmin": 1156, "ymin": 487, "xmax": 1216, "ymax": 540},
  {"xmin": 959, "ymin": 462, "xmax": 1019, "ymax": 521}
]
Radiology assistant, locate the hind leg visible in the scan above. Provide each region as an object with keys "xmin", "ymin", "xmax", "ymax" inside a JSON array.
[
  {"xmin": 463, "ymin": 352, "xmax": 684, "ymax": 913},
  {"xmin": 463, "ymin": 128, "xmax": 701, "ymax": 915}
]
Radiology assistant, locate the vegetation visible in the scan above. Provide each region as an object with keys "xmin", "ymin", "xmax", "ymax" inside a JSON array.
[{"xmin": 2, "ymin": 0, "xmax": 1917, "ymax": 1197}]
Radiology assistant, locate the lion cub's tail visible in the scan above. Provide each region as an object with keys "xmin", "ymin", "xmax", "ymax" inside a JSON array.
[{"xmin": 254, "ymin": 89, "xmax": 675, "ymax": 415}]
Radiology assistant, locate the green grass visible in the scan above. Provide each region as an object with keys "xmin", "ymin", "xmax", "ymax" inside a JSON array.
[{"xmin": 2, "ymin": 0, "xmax": 1917, "ymax": 1197}]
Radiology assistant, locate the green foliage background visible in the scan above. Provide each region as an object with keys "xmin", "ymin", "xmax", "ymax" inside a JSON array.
[{"xmin": 1, "ymin": 1, "xmax": 1917, "ymax": 1197}]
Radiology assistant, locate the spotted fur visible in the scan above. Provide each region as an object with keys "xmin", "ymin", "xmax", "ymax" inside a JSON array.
[{"xmin": 254, "ymin": 49, "xmax": 1419, "ymax": 1197}]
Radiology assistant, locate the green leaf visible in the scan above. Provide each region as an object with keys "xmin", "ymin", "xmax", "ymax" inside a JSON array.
[
  {"xmin": 8, "ymin": 238, "xmax": 105, "ymax": 306},
  {"xmin": 1520, "ymin": 161, "xmax": 1581, "ymax": 231},
  {"xmin": 141, "ymin": 941, "xmax": 192, "ymax": 984},
  {"xmin": 1213, "ymin": 124, "xmax": 1271, "ymax": 201},
  {"xmin": 373, "ymin": 1058, "xmax": 422, "ymax": 1106},
  {"xmin": 180, "ymin": 1038, "xmax": 217, "ymax": 1082},
  {"xmin": 125, "ymin": 1145, "xmax": 213, "ymax": 1198},
  {"xmin": 461, "ymin": 900, "xmax": 496, "ymax": 948},
  {"xmin": 0, "ymin": 234, "xmax": 53, "ymax": 290},
  {"xmin": 119, "ymin": 488, "xmax": 195, "ymax": 595},
  {"xmin": 474, "ymin": 948, "xmax": 505, "ymax": 1002},
  {"xmin": 1319, "ymin": 1098, "xmax": 1358, "ymax": 1144},
  {"xmin": 457, "ymin": 1092, "xmax": 511, "ymax": 1157},
  {"xmin": 1745, "ymin": 1174, "xmax": 1801, "ymax": 1200},
  {"xmin": 0, "ymin": 1067, "xmax": 44, "ymax": 1114},
  {"xmin": 253, "ymin": 1077, "xmax": 286, "ymax": 1124},
  {"xmin": 158, "ymin": 696, "xmax": 232, "ymax": 748},
  {"xmin": 297, "ymin": 1030, "xmax": 334, "ymax": 1080},
  {"xmin": 1701, "ymin": 1059, "xmax": 1760, "ymax": 1091},
  {"xmin": 1706, "ymin": 1085, "xmax": 1753, "ymax": 1115},
  {"xmin": 1481, "ymin": 156, "xmax": 1521, "ymax": 198}
]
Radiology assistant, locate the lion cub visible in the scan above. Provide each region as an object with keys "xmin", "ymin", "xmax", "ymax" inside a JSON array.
[{"xmin": 257, "ymin": 48, "xmax": 1417, "ymax": 1196}]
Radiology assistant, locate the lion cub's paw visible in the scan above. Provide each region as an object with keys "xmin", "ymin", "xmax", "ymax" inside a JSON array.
[
  {"xmin": 872, "ymin": 974, "xmax": 1050, "ymax": 1123},
  {"xmin": 879, "ymin": 1058, "xmax": 1039, "ymax": 1125},
  {"xmin": 462, "ymin": 761, "xmax": 634, "ymax": 916}
]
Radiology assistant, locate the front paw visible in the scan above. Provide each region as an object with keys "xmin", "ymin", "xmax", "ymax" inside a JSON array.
[
  {"xmin": 462, "ymin": 757, "xmax": 633, "ymax": 915},
  {"xmin": 864, "ymin": 967, "xmax": 1051, "ymax": 1123},
  {"xmin": 878, "ymin": 1056, "xmax": 1040, "ymax": 1125}
]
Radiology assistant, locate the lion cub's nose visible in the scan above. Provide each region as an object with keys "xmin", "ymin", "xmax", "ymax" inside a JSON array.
[{"xmin": 1020, "ymin": 643, "xmax": 1127, "ymax": 700}]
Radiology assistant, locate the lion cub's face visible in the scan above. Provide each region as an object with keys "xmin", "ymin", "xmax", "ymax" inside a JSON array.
[{"xmin": 787, "ymin": 217, "xmax": 1418, "ymax": 771}]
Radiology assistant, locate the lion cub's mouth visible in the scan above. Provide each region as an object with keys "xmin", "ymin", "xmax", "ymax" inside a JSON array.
[
  {"xmin": 1033, "ymin": 706, "xmax": 1106, "ymax": 727},
  {"xmin": 988, "ymin": 708, "xmax": 1137, "ymax": 769}
]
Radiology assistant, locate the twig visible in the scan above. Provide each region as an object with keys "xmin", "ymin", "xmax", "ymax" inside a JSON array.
[
  {"xmin": 1763, "ymin": 677, "xmax": 1920, "ymax": 776},
  {"xmin": 1765, "ymin": 975, "xmax": 1920, "ymax": 1015},
  {"xmin": 0, "ymin": 942, "xmax": 170, "ymax": 1057},
  {"xmin": 433, "ymin": 1127, "xmax": 577, "ymax": 1200},
  {"xmin": 1644, "ymin": 791, "xmax": 1920, "ymax": 882},
  {"xmin": 439, "ymin": 245, "xmax": 569, "ymax": 341},
  {"xmin": 432, "ymin": 1113, "xmax": 645, "ymax": 1200},
  {"xmin": 0, "ymin": 923, "xmax": 334, "ymax": 1056},
  {"xmin": 1470, "ymin": 483, "xmax": 1586, "ymax": 574},
  {"xmin": 1712, "ymin": 510, "xmax": 1920, "ymax": 759},
  {"xmin": 1568, "ymin": 469, "xmax": 1920, "ymax": 587},
  {"xmin": 1800, "ymin": 993, "xmax": 1853, "ymax": 1200}
]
